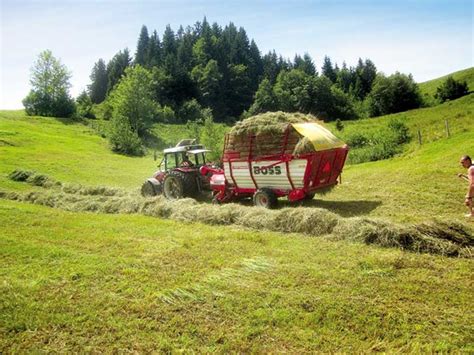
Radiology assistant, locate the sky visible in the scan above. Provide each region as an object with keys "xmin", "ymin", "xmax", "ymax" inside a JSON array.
[{"xmin": 0, "ymin": 0, "xmax": 472, "ymax": 109}]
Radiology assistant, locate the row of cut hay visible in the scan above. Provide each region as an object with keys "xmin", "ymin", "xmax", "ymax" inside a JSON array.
[
  {"xmin": 225, "ymin": 112, "xmax": 321, "ymax": 158},
  {"xmin": 332, "ymin": 218, "xmax": 473, "ymax": 258},
  {"xmin": 1, "ymin": 177, "xmax": 473, "ymax": 258},
  {"xmin": 8, "ymin": 169, "xmax": 125, "ymax": 196}
]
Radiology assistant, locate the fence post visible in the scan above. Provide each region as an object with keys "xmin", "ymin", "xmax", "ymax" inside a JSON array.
[
  {"xmin": 445, "ymin": 119, "xmax": 450, "ymax": 138},
  {"xmin": 417, "ymin": 129, "xmax": 422, "ymax": 145}
]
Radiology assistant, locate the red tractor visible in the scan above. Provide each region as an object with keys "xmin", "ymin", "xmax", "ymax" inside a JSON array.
[{"xmin": 141, "ymin": 139, "xmax": 222, "ymax": 199}]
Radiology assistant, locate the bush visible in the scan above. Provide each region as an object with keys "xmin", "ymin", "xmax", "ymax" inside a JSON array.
[
  {"xmin": 346, "ymin": 119, "xmax": 410, "ymax": 164},
  {"xmin": 23, "ymin": 91, "xmax": 76, "ymax": 118},
  {"xmin": 387, "ymin": 118, "xmax": 410, "ymax": 145},
  {"xmin": 109, "ymin": 114, "xmax": 144, "ymax": 156},
  {"xmin": 346, "ymin": 132, "xmax": 370, "ymax": 148},
  {"xmin": 91, "ymin": 101, "xmax": 113, "ymax": 120},
  {"xmin": 155, "ymin": 105, "xmax": 176, "ymax": 123},
  {"xmin": 76, "ymin": 91, "xmax": 95, "ymax": 119},
  {"xmin": 435, "ymin": 76, "xmax": 469, "ymax": 103},
  {"xmin": 178, "ymin": 99, "xmax": 209, "ymax": 123},
  {"xmin": 367, "ymin": 73, "xmax": 422, "ymax": 117}
]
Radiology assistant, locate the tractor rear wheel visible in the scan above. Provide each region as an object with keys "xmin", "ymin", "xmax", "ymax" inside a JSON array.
[
  {"xmin": 163, "ymin": 170, "xmax": 197, "ymax": 200},
  {"xmin": 253, "ymin": 188, "xmax": 277, "ymax": 209}
]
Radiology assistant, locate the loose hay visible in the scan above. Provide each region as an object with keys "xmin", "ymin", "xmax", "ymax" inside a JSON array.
[
  {"xmin": 226, "ymin": 111, "xmax": 322, "ymax": 157},
  {"xmin": 333, "ymin": 217, "xmax": 473, "ymax": 257},
  {"xmin": 2, "ymin": 169, "xmax": 473, "ymax": 258},
  {"xmin": 8, "ymin": 169, "xmax": 35, "ymax": 182}
]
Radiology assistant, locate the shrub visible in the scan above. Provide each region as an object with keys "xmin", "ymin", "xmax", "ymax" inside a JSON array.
[
  {"xmin": 109, "ymin": 114, "xmax": 144, "ymax": 156},
  {"xmin": 178, "ymin": 99, "xmax": 210, "ymax": 123},
  {"xmin": 346, "ymin": 119, "xmax": 410, "ymax": 164},
  {"xmin": 346, "ymin": 132, "xmax": 370, "ymax": 148},
  {"xmin": 156, "ymin": 105, "xmax": 176, "ymax": 123},
  {"xmin": 387, "ymin": 118, "xmax": 410, "ymax": 145},
  {"xmin": 367, "ymin": 73, "xmax": 422, "ymax": 117},
  {"xmin": 76, "ymin": 90, "xmax": 95, "ymax": 119},
  {"xmin": 435, "ymin": 76, "xmax": 469, "ymax": 103}
]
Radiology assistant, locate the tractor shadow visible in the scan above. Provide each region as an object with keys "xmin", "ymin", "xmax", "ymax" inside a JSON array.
[{"xmin": 296, "ymin": 199, "xmax": 382, "ymax": 217}]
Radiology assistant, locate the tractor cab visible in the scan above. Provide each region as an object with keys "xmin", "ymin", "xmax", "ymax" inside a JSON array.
[{"xmin": 162, "ymin": 147, "xmax": 210, "ymax": 170}]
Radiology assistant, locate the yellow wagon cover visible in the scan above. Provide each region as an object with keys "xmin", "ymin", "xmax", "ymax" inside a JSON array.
[{"xmin": 292, "ymin": 122, "xmax": 346, "ymax": 151}]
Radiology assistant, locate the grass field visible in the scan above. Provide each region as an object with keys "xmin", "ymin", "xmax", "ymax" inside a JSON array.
[
  {"xmin": 1, "ymin": 200, "xmax": 472, "ymax": 352},
  {"xmin": 1, "ymin": 91, "xmax": 473, "ymax": 351}
]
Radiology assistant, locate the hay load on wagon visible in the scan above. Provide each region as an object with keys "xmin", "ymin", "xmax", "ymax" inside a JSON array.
[{"xmin": 225, "ymin": 111, "xmax": 345, "ymax": 159}]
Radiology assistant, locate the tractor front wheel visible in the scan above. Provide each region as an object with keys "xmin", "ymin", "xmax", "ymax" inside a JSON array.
[
  {"xmin": 253, "ymin": 188, "xmax": 277, "ymax": 209},
  {"xmin": 141, "ymin": 181, "xmax": 159, "ymax": 197}
]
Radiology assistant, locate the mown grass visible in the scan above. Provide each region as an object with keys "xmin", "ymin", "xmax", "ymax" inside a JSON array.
[
  {"xmin": 4, "ymin": 171, "xmax": 471, "ymax": 257},
  {"xmin": 1, "ymin": 200, "xmax": 473, "ymax": 352}
]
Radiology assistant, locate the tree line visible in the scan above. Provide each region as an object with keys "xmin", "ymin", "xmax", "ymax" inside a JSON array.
[{"xmin": 23, "ymin": 18, "xmax": 470, "ymax": 155}]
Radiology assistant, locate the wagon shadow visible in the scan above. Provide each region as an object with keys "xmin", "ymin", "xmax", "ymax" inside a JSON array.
[{"xmin": 299, "ymin": 199, "xmax": 382, "ymax": 217}]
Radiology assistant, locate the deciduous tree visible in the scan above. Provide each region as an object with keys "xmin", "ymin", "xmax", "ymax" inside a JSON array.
[{"xmin": 22, "ymin": 50, "xmax": 75, "ymax": 117}]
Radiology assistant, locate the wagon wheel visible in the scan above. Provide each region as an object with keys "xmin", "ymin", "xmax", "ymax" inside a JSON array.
[
  {"xmin": 253, "ymin": 188, "xmax": 277, "ymax": 209},
  {"xmin": 304, "ymin": 192, "xmax": 316, "ymax": 201}
]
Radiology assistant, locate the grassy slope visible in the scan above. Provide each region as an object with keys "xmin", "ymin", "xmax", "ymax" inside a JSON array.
[
  {"xmin": 1, "ymin": 200, "xmax": 472, "ymax": 352},
  {"xmin": 418, "ymin": 67, "xmax": 474, "ymax": 99},
  {"xmin": 1, "ymin": 100, "xmax": 473, "ymax": 351},
  {"xmin": 328, "ymin": 93, "xmax": 474, "ymax": 149},
  {"xmin": 0, "ymin": 110, "xmax": 155, "ymax": 190},
  {"xmin": 319, "ymin": 94, "xmax": 474, "ymax": 222}
]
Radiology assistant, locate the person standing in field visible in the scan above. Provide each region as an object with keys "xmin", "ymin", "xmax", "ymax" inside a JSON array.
[{"xmin": 458, "ymin": 155, "xmax": 474, "ymax": 218}]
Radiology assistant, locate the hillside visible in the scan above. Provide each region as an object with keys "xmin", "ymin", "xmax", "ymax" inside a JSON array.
[
  {"xmin": 1, "ymin": 115, "xmax": 473, "ymax": 351},
  {"xmin": 2, "ymin": 93, "xmax": 474, "ymax": 223},
  {"xmin": 0, "ymin": 110, "xmax": 154, "ymax": 190},
  {"xmin": 1, "ymin": 100, "xmax": 473, "ymax": 351},
  {"xmin": 2, "ymin": 198, "xmax": 472, "ymax": 352},
  {"xmin": 418, "ymin": 67, "xmax": 474, "ymax": 102}
]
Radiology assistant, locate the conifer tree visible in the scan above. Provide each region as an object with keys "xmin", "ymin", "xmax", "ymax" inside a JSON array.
[
  {"xmin": 135, "ymin": 25, "xmax": 150, "ymax": 66},
  {"xmin": 321, "ymin": 55, "xmax": 337, "ymax": 83},
  {"xmin": 107, "ymin": 49, "xmax": 131, "ymax": 93},
  {"xmin": 147, "ymin": 30, "xmax": 162, "ymax": 67},
  {"xmin": 88, "ymin": 58, "xmax": 108, "ymax": 104}
]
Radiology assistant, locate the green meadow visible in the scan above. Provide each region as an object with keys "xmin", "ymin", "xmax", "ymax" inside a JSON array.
[{"xmin": 1, "ymin": 94, "xmax": 473, "ymax": 351}]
